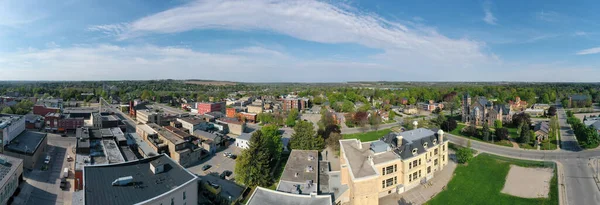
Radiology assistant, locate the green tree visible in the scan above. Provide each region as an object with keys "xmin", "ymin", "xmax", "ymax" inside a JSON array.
[
  {"xmin": 408, "ymin": 96, "xmax": 416, "ymax": 105},
  {"xmin": 326, "ymin": 132, "xmax": 342, "ymax": 152},
  {"xmin": 494, "ymin": 120, "xmax": 503, "ymax": 129},
  {"xmin": 290, "ymin": 121, "xmax": 324, "ymax": 151},
  {"xmin": 456, "ymin": 140, "xmax": 473, "ymax": 164},
  {"xmin": 482, "ymin": 123, "xmax": 490, "ymax": 141},
  {"xmin": 495, "ymin": 128, "xmax": 509, "ymax": 141},
  {"xmin": 286, "ymin": 109, "xmax": 299, "ymax": 127},
  {"xmin": 1, "ymin": 107, "xmax": 14, "ymax": 114},
  {"xmin": 441, "ymin": 118, "xmax": 457, "ymax": 132},
  {"xmin": 389, "ymin": 110, "xmax": 396, "ymax": 121},
  {"xmin": 369, "ymin": 114, "xmax": 381, "ymax": 130},
  {"xmin": 261, "ymin": 125, "xmax": 283, "ymax": 163},
  {"xmin": 258, "ymin": 113, "xmax": 274, "ymax": 124},
  {"xmin": 234, "ymin": 130, "xmax": 273, "ymax": 187},
  {"xmin": 519, "ymin": 123, "xmax": 531, "ymax": 143}
]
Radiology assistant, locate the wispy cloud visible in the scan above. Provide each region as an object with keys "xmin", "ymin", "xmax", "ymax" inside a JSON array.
[
  {"xmin": 535, "ymin": 11, "xmax": 563, "ymax": 22},
  {"xmin": 576, "ymin": 47, "xmax": 600, "ymax": 55},
  {"xmin": 573, "ymin": 31, "xmax": 588, "ymax": 36},
  {"xmin": 87, "ymin": 0, "xmax": 496, "ymax": 77},
  {"xmin": 0, "ymin": 0, "xmax": 48, "ymax": 26},
  {"xmin": 482, "ymin": 1, "xmax": 497, "ymax": 25}
]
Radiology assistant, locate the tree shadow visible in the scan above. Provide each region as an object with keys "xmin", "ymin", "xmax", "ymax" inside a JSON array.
[{"xmin": 397, "ymin": 197, "xmax": 415, "ymax": 205}]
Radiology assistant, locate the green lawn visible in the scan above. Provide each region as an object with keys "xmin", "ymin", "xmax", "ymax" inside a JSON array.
[
  {"xmin": 427, "ymin": 153, "xmax": 558, "ymax": 205},
  {"xmin": 343, "ymin": 129, "xmax": 392, "ymax": 142}
]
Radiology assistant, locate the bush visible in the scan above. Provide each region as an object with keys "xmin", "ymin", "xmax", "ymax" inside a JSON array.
[
  {"xmin": 495, "ymin": 128, "xmax": 509, "ymax": 141},
  {"xmin": 441, "ymin": 119, "xmax": 458, "ymax": 132},
  {"xmin": 456, "ymin": 148, "xmax": 473, "ymax": 164}
]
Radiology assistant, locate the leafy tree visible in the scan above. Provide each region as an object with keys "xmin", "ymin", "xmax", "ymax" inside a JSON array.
[
  {"xmin": 441, "ymin": 118, "xmax": 457, "ymax": 132},
  {"xmin": 261, "ymin": 125, "xmax": 283, "ymax": 163},
  {"xmin": 1, "ymin": 107, "xmax": 14, "ymax": 114},
  {"xmin": 519, "ymin": 123, "xmax": 531, "ymax": 143},
  {"xmin": 432, "ymin": 114, "xmax": 447, "ymax": 128},
  {"xmin": 326, "ymin": 132, "xmax": 342, "ymax": 152},
  {"xmin": 547, "ymin": 106, "xmax": 557, "ymax": 116},
  {"xmin": 432, "ymin": 107, "xmax": 441, "ymax": 114},
  {"xmin": 286, "ymin": 109, "xmax": 299, "ymax": 127},
  {"xmin": 290, "ymin": 121, "xmax": 324, "ymax": 151},
  {"xmin": 512, "ymin": 112, "xmax": 531, "ymax": 127},
  {"xmin": 408, "ymin": 97, "xmax": 416, "ymax": 105},
  {"xmin": 258, "ymin": 113, "xmax": 274, "ymax": 124},
  {"xmin": 482, "ymin": 123, "xmax": 490, "ymax": 141},
  {"xmin": 495, "ymin": 128, "xmax": 509, "ymax": 141},
  {"xmin": 369, "ymin": 114, "xmax": 381, "ymax": 130},
  {"xmin": 456, "ymin": 140, "xmax": 473, "ymax": 164},
  {"xmin": 235, "ymin": 130, "xmax": 273, "ymax": 187},
  {"xmin": 389, "ymin": 110, "xmax": 396, "ymax": 120},
  {"xmin": 494, "ymin": 120, "xmax": 503, "ymax": 129}
]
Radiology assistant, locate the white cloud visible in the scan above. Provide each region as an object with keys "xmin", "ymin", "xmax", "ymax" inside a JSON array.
[
  {"xmin": 482, "ymin": 1, "xmax": 497, "ymax": 25},
  {"xmin": 535, "ymin": 11, "xmax": 562, "ymax": 22},
  {"xmin": 229, "ymin": 46, "xmax": 288, "ymax": 58},
  {"xmin": 574, "ymin": 31, "xmax": 588, "ymax": 36},
  {"xmin": 576, "ymin": 47, "xmax": 600, "ymax": 55},
  {"xmin": 84, "ymin": 0, "xmax": 498, "ymax": 81},
  {"xmin": 45, "ymin": 41, "xmax": 60, "ymax": 48}
]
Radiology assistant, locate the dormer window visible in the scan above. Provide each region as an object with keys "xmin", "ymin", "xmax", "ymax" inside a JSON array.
[
  {"xmin": 423, "ymin": 142, "xmax": 428, "ymax": 148},
  {"xmin": 433, "ymin": 139, "xmax": 437, "ymax": 144},
  {"xmin": 412, "ymin": 148, "xmax": 418, "ymax": 155}
]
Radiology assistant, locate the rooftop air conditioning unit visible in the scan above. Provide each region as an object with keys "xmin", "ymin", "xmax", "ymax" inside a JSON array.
[{"xmin": 112, "ymin": 176, "xmax": 133, "ymax": 186}]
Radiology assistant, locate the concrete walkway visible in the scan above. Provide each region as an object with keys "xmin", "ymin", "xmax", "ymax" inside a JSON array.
[{"xmin": 380, "ymin": 153, "xmax": 458, "ymax": 205}]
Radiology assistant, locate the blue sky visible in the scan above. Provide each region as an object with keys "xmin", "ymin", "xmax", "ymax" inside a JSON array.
[{"xmin": 1, "ymin": 0, "xmax": 600, "ymax": 82}]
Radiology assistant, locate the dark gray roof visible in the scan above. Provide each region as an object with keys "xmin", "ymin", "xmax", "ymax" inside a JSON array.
[
  {"xmin": 84, "ymin": 154, "xmax": 197, "ymax": 205},
  {"xmin": 535, "ymin": 121, "xmax": 550, "ymax": 135},
  {"xmin": 476, "ymin": 96, "xmax": 492, "ymax": 107},
  {"xmin": 247, "ymin": 187, "xmax": 332, "ymax": 205},
  {"xmin": 494, "ymin": 104, "xmax": 511, "ymax": 116},
  {"xmin": 370, "ymin": 140, "xmax": 389, "ymax": 154},
  {"xmin": 4, "ymin": 131, "xmax": 47, "ymax": 155},
  {"xmin": 381, "ymin": 128, "xmax": 442, "ymax": 160}
]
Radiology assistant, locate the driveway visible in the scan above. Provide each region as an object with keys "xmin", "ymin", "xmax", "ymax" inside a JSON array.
[{"xmin": 187, "ymin": 145, "xmax": 245, "ymax": 201}]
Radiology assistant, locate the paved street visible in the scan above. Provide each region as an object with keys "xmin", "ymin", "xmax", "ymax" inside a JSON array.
[
  {"xmin": 14, "ymin": 133, "xmax": 76, "ymax": 205},
  {"xmin": 556, "ymin": 102, "xmax": 581, "ymax": 151}
]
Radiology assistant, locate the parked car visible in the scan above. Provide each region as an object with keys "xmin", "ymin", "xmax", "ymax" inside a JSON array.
[
  {"xmin": 59, "ymin": 178, "xmax": 68, "ymax": 190},
  {"xmin": 220, "ymin": 170, "xmax": 232, "ymax": 179},
  {"xmin": 44, "ymin": 155, "xmax": 51, "ymax": 164},
  {"xmin": 61, "ymin": 134, "xmax": 67, "ymax": 137},
  {"xmin": 228, "ymin": 154, "xmax": 237, "ymax": 159},
  {"xmin": 202, "ymin": 164, "xmax": 212, "ymax": 171},
  {"xmin": 67, "ymin": 155, "xmax": 73, "ymax": 162},
  {"xmin": 222, "ymin": 152, "xmax": 231, "ymax": 157}
]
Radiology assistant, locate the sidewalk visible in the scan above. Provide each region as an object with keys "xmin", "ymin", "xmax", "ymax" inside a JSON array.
[{"xmin": 380, "ymin": 155, "xmax": 458, "ymax": 205}]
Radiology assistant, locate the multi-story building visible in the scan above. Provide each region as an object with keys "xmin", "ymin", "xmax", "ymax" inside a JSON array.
[
  {"xmin": 339, "ymin": 128, "xmax": 449, "ymax": 205},
  {"xmin": 417, "ymin": 100, "xmax": 444, "ymax": 111},
  {"xmin": 216, "ymin": 117, "xmax": 246, "ymax": 135},
  {"xmin": 136, "ymin": 110, "xmax": 161, "ymax": 125},
  {"xmin": 247, "ymin": 104, "xmax": 264, "ymax": 114},
  {"xmin": 0, "ymin": 114, "xmax": 26, "ymax": 147},
  {"xmin": 461, "ymin": 93, "xmax": 513, "ymax": 126},
  {"xmin": 197, "ymin": 102, "xmax": 225, "ymax": 115},
  {"xmin": 0, "ymin": 154, "xmax": 23, "ymax": 205},
  {"xmin": 4, "ymin": 131, "xmax": 48, "ymax": 169},
  {"xmin": 32, "ymin": 105, "xmax": 60, "ymax": 116},
  {"xmin": 143, "ymin": 123, "xmax": 204, "ymax": 167},
  {"xmin": 282, "ymin": 98, "xmax": 310, "ymax": 111},
  {"xmin": 176, "ymin": 117, "xmax": 208, "ymax": 134},
  {"xmin": 81, "ymin": 154, "xmax": 198, "ymax": 205},
  {"xmin": 44, "ymin": 113, "xmax": 84, "ymax": 132}
]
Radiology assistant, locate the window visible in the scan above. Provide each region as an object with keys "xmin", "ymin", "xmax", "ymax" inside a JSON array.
[
  {"xmin": 171, "ymin": 198, "xmax": 174, "ymax": 205},
  {"xmin": 443, "ymin": 144, "xmax": 446, "ymax": 151},
  {"xmin": 413, "ymin": 160, "xmax": 417, "ymax": 168},
  {"xmin": 427, "ymin": 166, "xmax": 431, "ymax": 174},
  {"xmin": 434, "ymin": 159, "xmax": 438, "ymax": 166},
  {"xmin": 443, "ymin": 155, "xmax": 445, "ymax": 162},
  {"xmin": 412, "ymin": 148, "xmax": 418, "ymax": 155},
  {"xmin": 433, "ymin": 139, "xmax": 437, "ymax": 144},
  {"xmin": 394, "ymin": 164, "xmax": 397, "ymax": 172},
  {"xmin": 409, "ymin": 173, "xmax": 412, "ymax": 182},
  {"xmin": 382, "ymin": 167, "xmax": 386, "ymax": 175},
  {"xmin": 382, "ymin": 180, "xmax": 386, "ymax": 188},
  {"xmin": 423, "ymin": 142, "xmax": 428, "ymax": 147},
  {"xmin": 183, "ymin": 191, "xmax": 186, "ymax": 200},
  {"xmin": 394, "ymin": 176, "xmax": 397, "ymax": 185},
  {"xmin": 385, "ymin": 177, "xmax": 395, "ymax": 187},
  {"xmin": 435, "ymin": 148, "xmax": 438, "ymax": 155},
  {"xmin": 409, "ymin": 163, "xmax": 412, "ymax": 169},
  {"xmin": 385, "ymin": 165, "xmax": 394, "ymax": 175},
  {"xmin": 412, "ymin": 172, "xmax": 418, "ymax": 181},
  {"xmin": 419, "ymin": 170, "xmax": 421, "ymax": 177}
]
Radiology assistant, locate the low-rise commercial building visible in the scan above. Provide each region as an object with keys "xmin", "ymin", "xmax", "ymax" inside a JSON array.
[
  {"xmin": 136, "ymin": 110, "xmax": 161, "ymax": 125},
  {"xmin": 524, "ymin": 108, "xmax": 545, "ymax": 117},
  {"xmin": 177, "ymin": 117, "xmax": 208, "ymax": 134},
  {"xmin": 3, "ymin": 131, "xmax": 48, "ymax": 169},
  {"xmin": 247, "ymin": 187, "xmax": 332, "ymax": 205},
  {"xmin": 235, "ymin": 132, "xmax": 252, "ymax": 149},
  {"xmin": 0, "ymin": 154, "xmax": 23, "ymax": 205},
  {"xmin": 277, "ymin": 150, "xmax": 319, "ymax": 194},
  {"xmin": 0, "ymin": 114, "xmax": 26, "ymax": 148},
  {"xmin": 197, "ymin": 102, "xmax": 225, "ymax": 115},
  {"xmin": 247, "ymin": 104, "xmax": 263, "ymax": 114},
  {"xmin": 144, "ymin": 124, "xmax": 205, "ymax": 167},
  {"xmin": 339, "ymin": 128, "xmax": 449, "ymax": 205},
  {"xmin": 216, "ymin": 117, "xmax": 246, "ymax": 136},
  {"xmin": 33, "ymin": 105, "xmax": 60, "ymax": 116},
  {"xmin": 82, "ymin": 154, "xmax": 198, "ymax": 205}
]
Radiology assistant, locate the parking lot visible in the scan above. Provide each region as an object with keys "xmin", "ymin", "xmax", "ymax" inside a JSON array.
[{"xmin": 188, "ymin": 145, "xmax": 246, "ymax": 201}]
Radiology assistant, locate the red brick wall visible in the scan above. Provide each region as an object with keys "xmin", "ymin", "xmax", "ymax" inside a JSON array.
[
  {"xmin": 33, "ymin": 105, "xmax": 59, "ymax": 116},
  {"xmin": 226, "ymin": 108, "xmax": 236, "ymax": 118}
]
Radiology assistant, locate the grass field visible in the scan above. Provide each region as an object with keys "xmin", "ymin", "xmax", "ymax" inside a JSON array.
[
  {"xmin": 343, "ymin": 129, "xmax": 392, "ymax": 142},
  {"xmin": 426, "ymin": 153, "xmax": 558, "ymax": 205}
]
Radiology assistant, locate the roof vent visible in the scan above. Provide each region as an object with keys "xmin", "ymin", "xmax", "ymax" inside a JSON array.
[
  {"xmin": 295, "ymin": 172, "xmax": 299, "ymax": 177},
  {"xmin": 307, "ymin": 155, "xmax": 314, "ymax": 161},
  {"xmin": 150, "ymin": 160, "xmax": 165, "ymax": 174},
  {"xmin": 112, "ymin": 176, "xmax": 133, "ymax": 186},
  {"xmin": 305, "ymin": 166, "xmax": 314, "ymax": 172}
]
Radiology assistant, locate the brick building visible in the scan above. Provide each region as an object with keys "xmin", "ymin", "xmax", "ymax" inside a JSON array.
[{"xmin": 197, "ymin": 102, "xmax": 226, "ymax": 115}]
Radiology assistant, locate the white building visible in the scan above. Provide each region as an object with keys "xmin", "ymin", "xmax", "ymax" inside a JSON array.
[
  {"xmin": 0, "ymin": 154, "xmax": 23, "ymax": 205},
  {"xmin": 236, "ymin": 132, "xmax": 252, "ymax": 149},
  {"xmin": 0, "ymin": 114, "xmax": 26, "ymax": 146}
]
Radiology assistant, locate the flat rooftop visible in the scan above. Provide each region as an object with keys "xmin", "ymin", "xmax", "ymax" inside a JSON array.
[
  {"xmin": 248, "ymin": 187, "xmax": 332, "ymax": 205},
  {"xmin": 102, "ymin": 139, "xmax": 125, "ymax": 164},
  {"xmin": 128, "ymin": 133, "xmax": 157, "ymax": 157},
  {"xmin": 84, "ymin": 154, "xmax": 197, "ymax": 205},
  {"xmin": 277, "ymin": 150, "xmax": 319, "ymax": 194},
  {"xmin": 102, "ymin": 115, "xmax": 119, "ymax": 121},
  {"xmin": 0, "ymin": 154, "xmax": 23, "ymax": 187},
  {"xmin": 147, "ymin": 124, "xmax": 185, "ymax": 145},
  {"xmin": 0, "ymin": 114, "xmax": 23, "ymax": 129},
  {"xmin": 4, "ymin": 131, "xmax": 46, "ymax": 155},
  {"xmin": 177, "ymin": 117, "xmax": 205, "ymax": 125}
]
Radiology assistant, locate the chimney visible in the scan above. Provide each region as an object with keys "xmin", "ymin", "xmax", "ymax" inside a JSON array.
[
  {"xmin": 412, "ymin": 121, "xmax": 418, "ymax": 130},
  {"xmin": 437, "ymin": 129, "xmax": 444, "ymax": 143},
  {"xmin": 396, "ymin": 135, "xmax": 403, "ymax": 147},
  {"xmin": 429, "ymin": 100, "xmax": 434, "ymax": 104}
]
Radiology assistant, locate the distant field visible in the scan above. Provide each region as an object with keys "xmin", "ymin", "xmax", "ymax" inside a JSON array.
[
  {"xmin": 184, "ymin": 80, "xmax": 237, "ymax": 86},
  {"xmin": 426, "ymin": 153, "xmax": 558, "ymax": 205},
  {"xmin": 343, "ymin": 129, "xmax": 392, "ymax": 142}
]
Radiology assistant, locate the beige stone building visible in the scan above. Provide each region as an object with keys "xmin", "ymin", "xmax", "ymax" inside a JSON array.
[
  {"xmin": 136, "ymin": 110, "xmax": 161, "ymax": 125},
  {"xmin": 247, "ymin": 104, "xmax": 264, "ymax": 114},
  {"xmin": 339, "ymin": 128, "xmax": 449, "ymax": 205}
]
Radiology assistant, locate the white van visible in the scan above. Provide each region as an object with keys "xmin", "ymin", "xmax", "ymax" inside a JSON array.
[{"xmin": 63, "ymin": 168, "xmax": 69, "ymax": 178}]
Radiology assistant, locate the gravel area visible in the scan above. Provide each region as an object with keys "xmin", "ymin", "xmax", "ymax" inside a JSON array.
[{"xmin": 501, "ymin": 165, "xmax": 553, "ymax": 198}]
